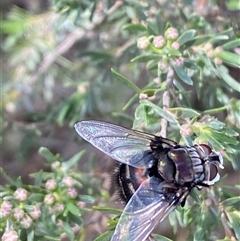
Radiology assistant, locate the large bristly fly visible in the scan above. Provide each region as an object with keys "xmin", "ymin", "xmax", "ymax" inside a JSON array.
[{"xmin": 74, "ymin": 120, "xmax": 224, "ymax": 241}]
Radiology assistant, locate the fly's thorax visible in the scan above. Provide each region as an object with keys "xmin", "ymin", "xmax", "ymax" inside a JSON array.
[
  {"xmin": 194, "ymin": 144, "xmax": 224, "ymax": 186},
  {"xmin": 167, "ymin": 147, "xmax": 196, "ymax": 185}
]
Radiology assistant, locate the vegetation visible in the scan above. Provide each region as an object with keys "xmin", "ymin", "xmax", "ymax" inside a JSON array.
[{"xmin": 1, "ymin": 1, "xmax": 240, "ymax": 241}]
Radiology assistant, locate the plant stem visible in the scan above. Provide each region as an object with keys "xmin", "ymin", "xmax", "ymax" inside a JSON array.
[{"xmin": 160, "ymin": 66, "xmax": 173, "ymax": 137}]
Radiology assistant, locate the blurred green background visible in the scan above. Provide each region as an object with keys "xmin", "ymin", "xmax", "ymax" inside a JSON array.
[{"xmin": 1, "ymin": 1, "xmax": 240, "ymax": 241}]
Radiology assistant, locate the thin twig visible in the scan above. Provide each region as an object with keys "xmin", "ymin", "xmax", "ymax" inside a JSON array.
[
  {"xmin": 159, "ymin": 66, "xmax": 174, "ymax": 137},
  {"xmin": 208, "ymin": 190, "xmax": 237, "ymax": 240},
  {"xmin": 28, "ymin": 1, "xmax": 123, "ymax": 85}
]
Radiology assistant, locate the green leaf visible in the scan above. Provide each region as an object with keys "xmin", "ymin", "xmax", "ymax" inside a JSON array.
[
  {"xmin": 226, "ymin": 210, "xmax": 240, "ymax": 240},
  {"xmin": 183, "ymin": 35, "xmax": 211, "ymax": 47},
  {"xmin": 123, "ymin": 23, "xmax": 146, "ymax": 32},
  {"xmin": 38, "ymin": 147, "xmax": 55, "ymax": 162},
  {"xmin": 168, "ymin": 48, "xmax": 182, "ymax": 57},
  {"xmin": 177, "ymin": 29, "xmax": 196, "ymax": 45},
  {"xmin": 131, "ymin": 54, "xmax": 160, "ymax": 63},
  {"xmin": 66, "ymin": 202, "xmax": 81, "ymax": 216},
  {"xmin": 173, "ymin": 65, "xmax": 193, "ymax": 85},
  {"xmin": 79, "ymin": 194, "xmax": 95, "ymax": 203},
  {"xmin": 28, "ymin": 193, "xmax": 45, "ymax": 202},
  {"xmin": 62, "ymin": 150, "xmax": 85, "ymax": 170},
  {"xmin": 211, "ymin": 131, "xmax": 238, "ymax": 145},
  {"xmin": 111, "ymin": 68, "xmax": 141, "ymax": 93},
  {"xmin": 79, "ymin": 51, "xmax": 113, "ymax": 61},
  {"xmin": 220, "ymin": 196, "xmax": 240, "ymax": 206},
  {"xmin": 93, "ymin": 230, "xmax": 114, "ymax": 241},
  {"xmin": 0, "ymin": 167, "xmax": 16, "ymax": 185},
  {"xmin": 93, "ymin": 206, "xmax": 122, "ymax": 215},
  {"xmin": 122, "ymin": 93, "xmax": 138, "ymax": 110},
  {"xmin": 27, "ymin": 229, "xmax": 34, "ymax": 241},
  {"xmin": 222, "ymin": 39, "xmax": 240, "ymax": 50},
  {"xmin": 207, "ymin": 120, "xmax": 225, "ymax": 130},
  {"xmin": 62, "ymin": 222, "xmax": 75, "ymax": 241},
  {"xmin": 169, "ymin": 107, "xmax": 200, "ymax": 118},
  {"xmin": 210, "ymin": 35, "xmax": 229, "ymax": 43},
  {"xmin": 218, "ymin": 51, "xmax": 240, "ymax": 68},
  {"xmin": 217, "ymin": 66, "xmax": 240, "ymax": 92},
  {"xmin": 142, "ymin": 88, "xmax": 157, "ymax": 96},
  {"xmin": 140, "ymin": 100, "xmax": 180, "ymax": 125},
  {"xmin": 152, "ymin": 234, "xmax": 174, "ymax": 241}
]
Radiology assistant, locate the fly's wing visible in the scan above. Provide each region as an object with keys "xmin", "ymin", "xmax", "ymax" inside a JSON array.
[
  {"xmin": 75, "ymin": 120, "xmax": 158, "ymax": 168},
  {"xmin": 110, "ymin": 176, "xmax": 189, "ymax": 241}
]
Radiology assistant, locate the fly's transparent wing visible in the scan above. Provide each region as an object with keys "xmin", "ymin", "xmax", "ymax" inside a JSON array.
[
  {"xmin": 74, "ymin": 120, "xmax": 156, "ymax": 168},
  {"xmin": 110, "ymin": 176, "xmax": 189, "ymax": 241}
]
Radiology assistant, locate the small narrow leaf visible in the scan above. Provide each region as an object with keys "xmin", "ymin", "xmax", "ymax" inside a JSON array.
[
  {"xmin": 217, "ymin": 66, "xmax": 240, "ymax": 92},
  {"xmin": 173, "ymin": 65, "xmax": 193, "ymax": 85},
  {"xmin": 123, "ymin": 23, "xmax": 147, "ymax": 32},
  {"xmin": 220, "ymin": 196, "xmax": 240, "ymax": 206},
  {"xmin": 62, "ymin": 222, "xmax": 75, "ymax": 241},
  {"xmin": 93, "ymin": 206, "xmax": 122, "ymax": 215},
  {"xmin": 222, "ymin": 39, "xmax": 240, "ymax": 50},
  {"xmin": 122, "ymin": 93, "xmax": 138, "ymax": 110},
  {"xmin": 38, "ymin": 147, "xmax": 55, "ymax": 162},
  {"xmin": 28, "ymin": 193, "xmax": 45, "ymax": 202},
  {"xmin": 131, "ymin": 54, "xmax": 160, "ymax": 63},
  {"xmin": 140, "ymin": 100, "xmax": 179, "ymax": 125},
  {"xmin": 152, "ymin": 234, "xmax": 174, "ymax": 241},
  {"xmin": 66, "ymin": 203, "xmax": 81, "ymax": 216},
  {"xmin": 177, "ymin": 29, "xmax": 196, "ymax": 45},
  {"xmin": 111, "ymin": 68, "xmax": 141, "ymax": 93},
  {"xmin": 218, "ymin": 51, "xmax": 240, "ymax": 68},
  {"xmin": 169, "ymin": 107, "xmax": 200, "ymax": 118},
  {"xmin": 93, "ymin": 230, "xmax": 114, "ymax": 241},
  {"xmin": 62, "ymin": 150, "xmax": 86, "ymax": 170}
]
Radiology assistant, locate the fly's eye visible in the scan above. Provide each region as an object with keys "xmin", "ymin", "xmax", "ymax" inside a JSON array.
[
  {"xmin": 199, "ymin": 144, "xmax": 212, "ymax": 155},
  {"xmin": 209, "ymin": 164, "xmax": 218, "ymax": 181}
]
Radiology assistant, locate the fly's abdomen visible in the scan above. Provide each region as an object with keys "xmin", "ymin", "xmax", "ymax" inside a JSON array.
[{"xmin": 115, "ymin": 164, "xmax": 148, "ymax": 203}]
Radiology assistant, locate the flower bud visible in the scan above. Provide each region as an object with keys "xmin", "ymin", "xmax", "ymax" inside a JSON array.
[
  {"xmin": 54, "ymin": 203, "xmax": 64, "ymax": 213},
  {"xmin": 1, "ymin": 200, "xmax": 12, "ymax": 211},
  {"xmin": 45, "ymin": 179, "xmax": 57, "ymax": 190},
  {"xmin": 0, "ymin": 208, "xmax": 11, "ymax": 218},
  {"xmin": 214, "ymin": 46, "xmax": 223, "ymax": 55},
  {"xmin": 139, "ymin": 93, "xmax": 148, "ymax": 100},
  {"xmin": 165, "ymin": 27, "xmax": 179, "ymax": 40},
  {"xmin": 51, "ymin": 161, "xmax": 61, "ymax": 169},
  {"xmin": 234, "ymin": 47, "xmax": 240, "ymax": 55},
  {"xmin": 171, "ymin": 41, "xmax": 180, "ymax": 50},
  {"xmin": 180, "ymin": 124, "xmax": 193, "ymax": 137},
  {"xmin": 203, "ymin": 43, "xmax": 213, "ymax": 51},
  {"xmin": 29, "ymin": 204, "xmax": 41, "ymax": 219},
  {"xmin": 77, "ymin": 85, "xmax": 87, "ymax": 94},
  {"xmin": 62, "ymin": 176, "xmax": 74, "ymax": 187},
  {"xmin": 137, "ymin": 36, "xmax": 150, "ymax": 49},
  {"xmin": 67, "ymin": 187, "xmax": 78, "ymax": 199},
  {"xmin": 214, "ymin": 57, "xmax": 222, "ymax": 65},
  {"xmin": 13, "ymin": 207, "xmax": 25, "ymax": 220},
  {"xmin": 172, "ymin": 57, "xmax": 184, "ymax": 67},
  {"xmin": 77, "ymin": 201, "xmax": 86, "ymax": 208},
  {"xmin": 20, "ymin": 215, "xmax": 33, "ymax": 229},
  {"xmin": 2, "ymin": 229, "xmax": 19, "ymax": 241},
  {"xmin": 44, "ymin": 194, "xmax": 55, "ymax": 205},
  {"xmin": 158, "ymin": 60, "xmax": 169, "ymax": 73},
  {"xmin": 153, "ymin": 36, "xmax": 166, "ymax": 48},
  {"xmin": 14, "ymin": 188, "xmax": 28, "ymax": 201}
]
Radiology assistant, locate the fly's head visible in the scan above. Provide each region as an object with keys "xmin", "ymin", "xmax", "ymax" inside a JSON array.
[{"xmin": 195, "ymin": 144, "xmax": 224, "ymax": 186}]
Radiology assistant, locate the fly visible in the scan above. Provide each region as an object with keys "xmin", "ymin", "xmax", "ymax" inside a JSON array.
[{"xmin": 74, "ymin": 120, "xmax": 224, "ymax": 241}]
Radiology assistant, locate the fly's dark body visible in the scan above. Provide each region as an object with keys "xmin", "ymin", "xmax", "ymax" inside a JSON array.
[{"xmin": 74, "ymin": 120, "xmax": 224, "ymax": 241}]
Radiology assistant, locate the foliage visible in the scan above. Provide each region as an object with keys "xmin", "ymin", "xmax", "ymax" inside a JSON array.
[{"xmin": 1, "ymin": 0, "xmax": 240, "ymax": 241}]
